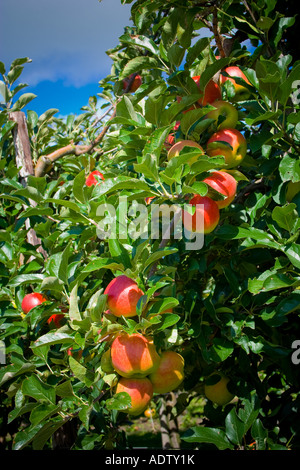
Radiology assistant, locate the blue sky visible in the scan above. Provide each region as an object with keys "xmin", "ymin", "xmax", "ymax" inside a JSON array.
[{"xmin": 0, "ymin": 0, "xmax": 132, "ymax": 116}]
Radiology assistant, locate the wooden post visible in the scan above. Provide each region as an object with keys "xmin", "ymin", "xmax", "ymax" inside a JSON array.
[
  {"xmin": 9, "ymin": 111, "xmax": 47, "ymax": 259},
  {"xmin": 159, "ymin": 393, "xmax": 181, "ymax": 449}
]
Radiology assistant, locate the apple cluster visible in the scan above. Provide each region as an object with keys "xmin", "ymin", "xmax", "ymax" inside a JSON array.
[
  {"xmin": 101, "ymin": 274, "xmax": 185, "ymax": 416},
  {"xmin": 166, "ymin": 66, "xmax": 251, "ymax": 235}
]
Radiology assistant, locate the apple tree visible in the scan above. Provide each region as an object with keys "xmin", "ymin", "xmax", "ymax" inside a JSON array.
[{"xmin": 1, "ymin": 0, "xmax": 300, "ymax": 450}]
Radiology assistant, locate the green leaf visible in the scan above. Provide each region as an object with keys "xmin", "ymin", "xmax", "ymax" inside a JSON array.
[
  {"xmin": 210, "ymin": 337, "xmax": 234, "ymax": 362},
  {"xmin": 87, "ymin": 292, "xmax": 108, "ymax": 322},
  {"xmin": 134, "ymin": 153, "xmax": 159, "ymax": 181},
  {"xmin": 119, "ymin": 34, "xmax": 159, "ymax": 55},
  {"xmin": 32, "ymin": 420, "xmax": 66, "ymax": 450},
  {"xmin": 29, "ymin": 403, "xmax": 59, "ymax": 426},
  {"xmin": 11, "ymin": 92, "xmax": 37, "ymax": 111},
  {"xmin": 272, "ymin": 204, "xmax": 298, "ymax": 232},
  {"xmin": 82, "ymin": 258, "xmax": 124, "ymax": 273},
  {"xmin": 106, "ymin": 392, "xmax": 132, "ymax": 411},
  {"xmin": 251, "ymin": 418, "xmax": 267, "ymax": 450},
  {"xmin": 155, "ymin": 312, "xmax": 181, "ymax": 332},
  {"xmin": 144, "ymin": 247, "xmax": 178, "ymax": 271},
  {"xmin": 120, "ymin": 56, "xmax": 161, "ymax": 79},
  {"xmin": 167, "ymin": 44, "xmax": 185, "ymax": 67},
  {"xmin": 45, "ymin": 198, "xmax": 81, "ymax": 213},
  {"xmin": 73, "ymin": 169, "xmax": 87, "ymax": 204},
  {"xmin": 0, "ymin": 363, "xmax": 36, "ymax": 387},
  {"xmin": 55, "ymin": 380, "xmax": 74, "ymax": 398},
  {"xmin": 69, "ymin": 283, "xmax": 82, "ymax": 321},
  {"xmin": 31, "ymin": 332, "xmax": 74, "ymax": 349},
  {"xmin": 279, "ymin": 154, "xmax": 300, "ymax": 183},
  {"xmin": 13, "ymin": 423, "xmax": 44, "ymax": 450},
  {"xmin": 238, "ymin": 394, "xmax": 261, "ymax": 433},
  {"xmin": 22, "ymin": 375, "xmax": 56, "ymax": 404},
  {"xmin": 182, "ymin": 426, "xmax": 233, "ymax": 450},
  {"xmin": 185, "ymin": 37, "xmax": 210, "ymax": 67},
  {"xmin": 9, "ymin": 273, "xmax": 45, "ymax": 287},
  {"xmin": 225, "ymin": 408, "xmax": 245, "ymax": 446},
  {"xmin": 108, "ymin": 238, "xmax": 132, "ymax": 270},
  {"xmin": 284, "ymin": 243, "xmax": 300, "ymax": 269},
  {"xmin": 199, "ymin": 58, "xmax": 230, "ymax": 91},
  {"xmin": 248, "ymin": 270, "xmax": 298, "ymax": 294},
  {"xmin": 69, "ymin": 355, "xmax": 94, "ymax": 387}
]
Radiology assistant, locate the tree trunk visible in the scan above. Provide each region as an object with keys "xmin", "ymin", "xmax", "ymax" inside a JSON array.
[
  {"xmin": 9, "ymin": 111, "xmax": 48, "ymax": 260},
  {"xmin": 159, "ymin": 393, "xmax": 181, "ymax": 449}
]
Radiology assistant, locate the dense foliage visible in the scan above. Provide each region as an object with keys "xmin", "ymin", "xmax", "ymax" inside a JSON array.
[{"xmin": 0, "ymin": 0, "xmax": 300, "ymax": 450}]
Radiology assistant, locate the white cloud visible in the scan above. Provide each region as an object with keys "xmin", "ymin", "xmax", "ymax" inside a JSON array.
[{"xmin": 0, "ymin": 0, "xmax": 132, "ymax": 86}]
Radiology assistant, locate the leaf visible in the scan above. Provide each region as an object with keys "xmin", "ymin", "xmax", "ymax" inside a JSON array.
[
  {"xmin": 238, "ymin": 394, "xmax": 261, "ymax": 433},
  {"xmin": 155, "ymin": 313, "xmax": 181, "ymax": 332},
  {"xmin": 8, "ymin": 273, "xmax": 45, "ymax": 287},
  {"xmin": 272, "ymin": 204, "xmax": 298, "ymax": 232},
  {"xmin": 0, "ymin": 363, "xmax": 36, "ymax": 387},
  {"xmin": 251, "ymin": 419, "xmax": 267, "ymax": 450},
  {"xmin": 134, "ymin": 153, "xmax": 159, "ymax": 181},
  {"xmin": 31, "ymin": 332, "xmax": 74, "ymax": 349},
  {"xmin": 199, "ymin": 58, "xmax": 231, "ymax": 91},
  {"xmin": 108, "ymin": 238, "xmax": 132, "ymax": 270},
  {"xmin": 248, "ymin": 270, "xmax": 298, "ymax": 294},
  {"xmin": 284, "ymin": 243, "xmax": 300, "ymax": 269},
  {"xmin": 32, "ymin": 420, "xmax": 66, "ymax": 450},
  {"xmin": 29, "ymin": 403, "xmax": 59, "ymax": 426},
  {"xmin": 279, "ymin": 154, "xmax": 300, "ymax": 183},
  {"xmin": 182, "ymin": 426, "xmax": 233, "ymax": 450},
  {"xmin": 225, "ymin": 408, "xmax": 245, "ymax": 446},
  {"xmin": 69, "ymin": 284, "xmax": 82, "ymax": 321},
  {"xmin": 55, "ymin": 380, "xmax": 74, "ymax": 398},
  {"xmin": 144, "ymin": 247, "xmax": 178, "ymax": 270},
  {"xmin": 119, "ymin": 33, "xmax": 158, "ymax": 55},
  {"xmin": 120, "ymin": 56, "xmax": 161, "ymax": 79},
  {"xmin": 106, "ymin": 392, "xmax": 132, "ymax": 411},
  {"xmin": 13, "ymin": 423, "xmax": 44, "ymax": 450},
  {"xmin": 82, "ymin": 258, "xmax": 124, "ymax": 273},
  {"xmin": 45, "ymin": 198, "xmax": 81, "ymax": 213},
  {"xmin": 180, "ymin": 106, "xmax": 215, "ymax": 135},
  {"xmin": 68, "ymin": 356, "xmax": 94, "ymax": 387},
  {"xmin": 11, "ymin": 92, "xmax": 37, "ymax": 111},
  {"xmin": 73, "ymin": 169, "xmax": 87, "ymax": 204},
  {"xmin": 22, "ymin": 375, "xmax": 56, "ymax": 404},
  {"xmin": 209, "ymin": 337, "xmax": 234, "ymax": 362}
]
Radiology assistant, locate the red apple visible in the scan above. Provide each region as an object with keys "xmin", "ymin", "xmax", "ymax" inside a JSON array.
[
  {"xmin": 148, "ymin": 350, "xmax": 184, "ymax": 394},
  {"xmin": 110, "ymin": 332, "xmax": 160, "ymax": 378},
  {"xmin": 219, "ymin": 66, "xmax": 251, "ymax": 100},
  {"xmin": 206, "ymin": 128, "xmax": 247, "ymax": 168},
  {"xmin": 104, "ymin": 275, "xmax": 144, "ymax": 318},
  {"xmin": 167, "ymin": 140, "xmax": 205, "ymax": 165},
  {"xmin": 203, "ymin": 170, "xmax": 237, "ymax": 208},
  {"xmin": 192, "ymin": 75, "xmax": 222, "ymax": 106},
  {"xmin": 205, "ymin": 100, "xmax": 238, "ymax": 130},
  {"xmin": 21, "ymin": 293, "xmax": 47, "ymax": 314},
  {"xmin": 164, "ymin": 121, "xmax": 181, "ymax": 149},
  {"xmin": 47, "ymin": 313, "xmax": 65, "ymax": 328},
  {"xmin": 182, "ymin": 195, "xmax": 220, "ymax": 234},
  {"xmin": 85, "ymin": 170, "xmax": 104, "ymax": 187},
  {"xmin": 123, "ymin": 74, "xmax": 142, "ymax": 92},
  {"xmin": 115, "ymin": 376, "xmax": 153, "ymax": 416},
  {"xmin": 145, "ymin": 196, "xmax": 156, "ymax": 205}
]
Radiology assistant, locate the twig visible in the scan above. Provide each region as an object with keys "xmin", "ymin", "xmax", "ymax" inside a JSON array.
[
  {"xmin": 213, "ymin": 6, "xmax": 225, "ymax": 58},
  {"xmin": 34, "ymin": 110, "xmax": 116, "ymax": 177}
]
